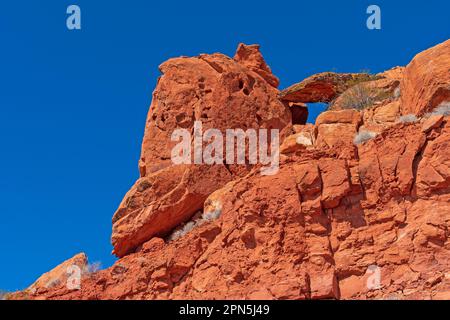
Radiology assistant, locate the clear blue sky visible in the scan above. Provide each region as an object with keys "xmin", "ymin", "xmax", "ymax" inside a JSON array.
[{"xmin": 0, "ymin": 1, "xmax": 448, "ymax": 291}]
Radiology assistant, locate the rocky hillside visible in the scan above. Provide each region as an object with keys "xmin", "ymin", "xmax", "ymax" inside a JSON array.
[{"xmin": 11, "ymin": 40, "xmax": 450, "ymax": 300}]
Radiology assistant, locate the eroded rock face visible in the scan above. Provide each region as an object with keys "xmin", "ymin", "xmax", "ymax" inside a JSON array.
[
  {"xmin": 314, "ymin": 109, "xmax": 362, "ymax": 159},
  {"xmin": 233, "ymin": 43, "xmax": 280, "ymax": 88},
  {"xmin": 416, "ymin": 122, "xmax": 450, "ymax": 197},
  {"xmin": 18, "ymin": 120, "xmax": 450, "ymax": 301},
  {"xmin": 27, "ymin": 253, "xmax": 88, "ymax": 294},
  {"xmin": 401, "ymin": 39, "xmax": 450, "ymax": 116},
  {"xmin": 111, "ymin": 44, "xmax": 292, "ymax": 257},
  {"xmin": 361, "ymin": 100, "xmax": 401, "ymax": 133},
  {"xmin": 14, "ymin": 40, "xmax": 450, "ymax": 300},
  {"xmin": 330, "ymin": 67, "xmax": 403, "ymax": 112},
  {"xmin": 279, "ymin": 72, "xmax": 380, "ymax": 103}
]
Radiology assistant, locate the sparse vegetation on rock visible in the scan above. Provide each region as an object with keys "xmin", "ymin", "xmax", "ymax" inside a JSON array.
[
  {"xmin": 428, "ymin": 101, "xmax": 450, "ymax": 116},
  {"xmin": 339, "ymin": 83, "xmax": 375, "ymax": 110},
  {"xmin": 353, "ymin": 130, "xmax": 377, "ymax": 145},
  {"xmin": 393, "ymin": 86, "xmax": 401, "ymax": 99},
  {"xmin": 399, "ymin": 114, "xmax": 419, "ymax": 123},
  {"xmin": 168, "ymin": 203, "xmax": 222, "ymax": 242}
]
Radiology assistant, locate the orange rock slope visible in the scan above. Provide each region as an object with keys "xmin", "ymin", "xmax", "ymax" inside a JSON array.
[{"xmin": 13, "ymin": 40, "xmax": 450, "ymax": 300}]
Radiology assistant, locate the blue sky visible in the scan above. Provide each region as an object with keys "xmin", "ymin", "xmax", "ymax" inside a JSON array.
[{"xmin": 0, "ymin": 1, "xmax": 448, "ymax": 291}]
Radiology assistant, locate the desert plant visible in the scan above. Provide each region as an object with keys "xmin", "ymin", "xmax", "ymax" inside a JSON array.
[
  {"xmin": 393, "ymin": 86, "xmax": 401, "ymax": 99},
  {"xmin": 168, "ymin": 221, "xmax": 197, "ymax": 242},
  {"xmin": 340, "ymin": 83, "xmax": 374, "ymax": 110},
  {"xmin": 84, "ymin": 261, "xmax": 102, "ymax": 275},
  {"xmin": 344, "ymin": 73, "xmax": 380, "ymax": 88},
  {"xmin": 398, "ymin": 114, "xmax": 418, "ymax": 123},
  {"xmin": 45, "ymin": 279, "xmax": 61, "ymax": 289},
  {"xmin": 167, "ymin": 206, "xmax": 222, "ymax": 242},
  {"xmin": 353, "ymin": 130, "xmax": 377, "ymax": 145},
  {"xmin": 429, "ymin": 101, "xmax": 450, "ymax": 116}
]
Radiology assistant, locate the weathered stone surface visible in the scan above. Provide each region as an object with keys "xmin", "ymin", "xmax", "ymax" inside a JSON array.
[
  {"xmin": 361, "ymin": 100, "xmax": 400, "ymax": 133},
  {"xmin": 401, "ymin": 39, "xmax": 450, "ymax": 116},
  {"xmin": 314, "ymin": 109, "xmax": 361, "ymax": 158},
  {"xmin": 316, "ymin": 109, "xmax": 362, "ymax": 126},
  {"xmin": 12, "ymin": 40, "xmax": 450, "ymax": 301},
  {"xmin": 27, "ymin": 253, "xmax": 88, "ymax": 294},
  {"xmin": 421, "ymin": 114, "xmax": 444, "ymax": 133},
  {"xmin": 329, "ymin": 67, "xmax": 402, "ymax": 112},
  {"xmin": 357, "ymin": 123, "xmax": 427, "ymax": 204},
  {"xmin": 112, "ymin": 164, "xmax": 232, "ymax": 257},
  {"xmin": 18, "ymin": 120, "xmax": 449, "ymax": 300},
  {"xmin": 233, "ymin": 43, "xmax": 280, "ymax": 88},
  {"xmin": 280, "ymin": 124, "xmax": 315, "ymax": 154},
  {"xmin": 319, "ymin": 159, "xmax": 351, "ymax": 209},
  {"xmin": 416, "ymin": 121, "xmax": 450, "ymax": 197},
  {"xmin": 279, "ymin": 72, "xmax": 379, "ymax": 103},
  {"xmin": 111, "ymin": 44, "xmax": 291, "ymax": 257}
]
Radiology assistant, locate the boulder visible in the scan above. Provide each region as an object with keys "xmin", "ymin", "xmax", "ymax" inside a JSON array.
[
  {"xmin": 112, "ymin": 44, "xmax": 291, "ymax": 257},
  {"xmin": 27, "ymin": 253, "xmax": 88, "ymax": 294},
  {"xmin": 233, "ymin": 43, "xmax": 280, "ymax": 88},
  {"xmin": 421, "ymin": 114, "xmax": 444, "ymax": 133},
  {"xmin": 314, "ymin": 109, "xmax": 361, "ymax": 158},
  {"xmin": 401, "ymin": 39, "xmax": 450, "ymax": 116},
  {"xmin": 280, "ymin": 124, "xmax": 315, "ymax": 154}
]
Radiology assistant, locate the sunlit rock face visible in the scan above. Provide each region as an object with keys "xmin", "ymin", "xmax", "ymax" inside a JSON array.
[{"xmin": 11, "ymin": 40, "xmax": 450, "ymax": 301}]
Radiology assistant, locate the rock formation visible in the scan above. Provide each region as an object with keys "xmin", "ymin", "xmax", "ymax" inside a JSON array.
[
  {"xmin": 111, "ymin": 44, "xmax": 291, "ymax": 257},
  {"xmin": 10, "ymin": 39, "xmax": 450, "ymax": 300},
  {"xmin": 20, "ymin": 253, "xmax": 88, "ymax": 297},
  {"xmin": 401, "ymin": 39, "xmax": 450, "ymax": 116}
]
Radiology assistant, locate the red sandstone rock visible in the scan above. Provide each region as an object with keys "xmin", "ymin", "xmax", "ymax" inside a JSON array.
[
  {"xmin": 421, "ymin": 114, "xmax": 444, "ymax": 133},
  {"xmin": 416, "ymin": 121, "xmax": 450, "ymax": 197},
  {"xmin": 17, "ymin": 117, "xmax": 449, "ymax": 300},
  {"xmin": 279, "ymin": 72, "xmax": 380, "ymax": 103},
  {"xmin": 11, "ymin": 40, "xmax": 450, "ymax": 301},
  {"xmin": 314, "ymin": 109, "xmax": 361, "ymax": 159},
  {"xmin": 233, "ymin": 43, "xmax": 280, "ymax": 88},
  {"xmin": 280, "ymin": 124, "xmax": 315, "ymax": 154},
  {"xmin": 329, "ymin": 67, "xmax": 402, "ymax": 112},
  {"xmin": 360, "ymin": 100, "xmax": 401, "ymax": 133},
  {"xmin": 111, "ymin": 44, "xmax": 291, "ymax": 257},
  {"xmin": 27, "ymin": 253, "xmax": 88, "ymax": 294},
  {"xmin": 401, "ymin": 39, "xmax": 450, "ymax": 116}
]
